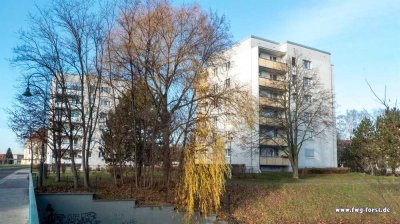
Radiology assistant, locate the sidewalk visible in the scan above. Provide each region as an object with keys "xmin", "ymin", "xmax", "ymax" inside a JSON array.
[{"xmin": 0, "ymin": 167, "xmax": 29, "ymax": 224}]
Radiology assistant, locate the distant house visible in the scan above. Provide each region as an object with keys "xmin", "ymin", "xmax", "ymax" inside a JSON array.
[
  {"xmin": 0, "ymin": 154, "xmax": 5, "ymax": 164},
  {"xmin": 13, "ymin": 154, "xmax": 24, "ymax": 165}
]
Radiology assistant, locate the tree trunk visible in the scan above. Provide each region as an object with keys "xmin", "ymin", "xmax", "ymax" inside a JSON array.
[
  {"xmin": 70, "ymin": 155, "xmax": 79, "ymax": 190},
  {"xmin": 70, "ymin": 138, "xmax": 79, "ymax": 190},
  {"xmin": 82, "ymin": 145, "xmax": 90, "ymax": 189},
  {"xmin": 292, "ymin": 164, "xmax": 299, "ymax": 179},
  {"xmin": 162, "ymin": 121, "xmax": 171, "ymax": 191},
  {"xmin": 289, "ymin": 155, "xmax": 299, "ymax": 179},
  {"xmin": 55, "ymin": 157, "xmax": 61, "ymax": 183}
]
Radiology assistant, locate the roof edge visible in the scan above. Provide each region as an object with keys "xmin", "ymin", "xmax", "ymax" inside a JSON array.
[{"xmin": 286, "ymin": 41, "xmax": 331, "ymax": 55}]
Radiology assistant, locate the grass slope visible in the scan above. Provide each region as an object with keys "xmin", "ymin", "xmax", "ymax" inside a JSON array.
[{"xmin": 222, "ymin": 173, "xmax": 400, "ymax": 224}]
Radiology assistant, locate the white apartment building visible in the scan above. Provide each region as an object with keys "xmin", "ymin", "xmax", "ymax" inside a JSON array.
[
  {"xmin": 217, "ymin": 35, "xmax": 337, "ymax": 172},
  {"xmin": 45, "ymin": 74, "xmax": 125, "ymax": 169}
]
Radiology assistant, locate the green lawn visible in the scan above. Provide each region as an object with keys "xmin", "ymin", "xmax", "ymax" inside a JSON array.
[
  {"xmin": 37, "ymin": 170, "xmax": 400, "ymax": 223},
  {"xmin": 223, "ymin": 172, "xmax": 400, "ymax": 224},
  {"xmin": 0, "ymin": 164, "xmax": 30, "ymax": 168}
]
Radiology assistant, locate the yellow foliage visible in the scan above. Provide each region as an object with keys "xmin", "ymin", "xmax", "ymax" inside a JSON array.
[{"xmin": 177, "ymin": 118, "xmax": 230, "ymax": 222}]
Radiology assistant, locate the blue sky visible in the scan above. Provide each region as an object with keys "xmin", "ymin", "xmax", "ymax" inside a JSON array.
[{"xmin": 0, "ymin": 0, "xmax": 399, "ymax": 153}]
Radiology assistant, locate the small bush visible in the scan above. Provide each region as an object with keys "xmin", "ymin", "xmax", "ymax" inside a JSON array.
[
  {"xmin": 300, "ymin": 167, "xmax": 350, "ymax": 174},
  {"xmin": 231, "ymin": 164, "xmax": 246, "ymax": 177}
]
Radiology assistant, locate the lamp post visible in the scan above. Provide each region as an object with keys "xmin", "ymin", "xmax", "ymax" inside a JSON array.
[
  {"xmin": 22, "ymin": 78, "xmax": 48, "ymax": 188},
  {"xmin": 227, "ymin": 131, "xmax": 233, "ymax": 170},
  {"xmin": 30, "ymin": 139, "xmax": 33, "ymax": 173}
]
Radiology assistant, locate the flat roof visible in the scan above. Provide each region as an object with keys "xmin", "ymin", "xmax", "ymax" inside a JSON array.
[{"xmin": 243, "ymin": 35, "xmax": 331, "ymax": 55}]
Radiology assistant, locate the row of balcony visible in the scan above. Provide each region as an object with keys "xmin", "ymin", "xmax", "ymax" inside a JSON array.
[
  {"xmin": 259, "ymin": 157, "xmax": 290, "ymax": 166},
  {"xmin": 259, "ymin": 78, "xmax": 287, "ymax": 90},
  {"xmin": 258, "ymin": 58, "xmax": 287, "ymax": 72},
  {"xmin": 259, "ymin": 136, "xmax": 286, "ymax": 146},
  {"xmin": 256, "ymin": 57, "xmax": 289, "ymax": 168},
  {"xmin": 259, "ymin": 96, "xmax": 283, "ymax": 108},
  {"xmin": 259, "ymin": 116, "xmax": 283, "ymax": 126}
]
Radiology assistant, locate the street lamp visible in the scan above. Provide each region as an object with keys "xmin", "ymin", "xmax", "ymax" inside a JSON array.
[
  {"xmin": 23, "ymin": 84, "xmax": 33, "ymax": 97},
  {"xmin": 22, "ymin": 78, "xmax": 48, "ymax": 188}
]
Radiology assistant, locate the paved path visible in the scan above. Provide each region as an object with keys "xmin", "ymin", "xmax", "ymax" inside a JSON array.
[{"xmin": 0, "ymin": 167, "xmax": 30, "ymax": 224}]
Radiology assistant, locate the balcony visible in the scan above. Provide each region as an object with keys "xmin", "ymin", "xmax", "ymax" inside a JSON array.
[
  {"xmin": 259, "ymin": 78, "xmax": 287, "ymax": 90},
  {"xmin": 260, "ymin": 157, "xmax": 289, "ymax": 166},
  {"xmin": 259, "ymin": 58, "xmax": 287, "ymax": 72},
  {"xmin": 260, "ymin": 137, "xmax": 287, "ymax": 146},
  {"xmin": 259, "ymin": 97, "xmax": 283, "ymax": 108},
  {"xmin": 259, "ymin": 117, "xmax": 283, "ymax": 126}
]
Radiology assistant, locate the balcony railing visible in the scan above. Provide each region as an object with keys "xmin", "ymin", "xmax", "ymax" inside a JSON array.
[
  {"xmin": 259, "ymin": 78, "xmax": 287, "ymax": 90},
  {"xmin": 259, "ymin": 117, "xmax": 283, "ymax": 126},
  {"xmin": 259, "ymin": 58, "xmax": 287, "ymax": 72},
  {"xmin": 260, "ymin": 137, "xmax": 287, "ymax": 146},
  {"xmin": 259, "ymin": 97, "xmax": 284, "ymax": 108},
  {"xmin": 260, "ymin": 157, "xmax": 290, "ymax": 166}
]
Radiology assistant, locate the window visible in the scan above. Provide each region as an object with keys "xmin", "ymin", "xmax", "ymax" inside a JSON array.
[
  {"xmin": 98, "ymin": 151, "xmax": 102, "ymax": 158},
  {"xmin": 259, "ymin": 53, "xmax": 268, "ymax": 59},
  {"xmin": 225, "ymin": 61, "xmax": 231, "ymax": 71},
  {"xmin": 260, "ymin": 147, "xmax": 279, "ymax": 157},
  {"xmin": 307, "ymin": 130, "xmax": 314, "ymax": 139},
  {"xmin": 99, "ymin": 112, "xmax": 107, "ymax": 120},
  {"xmin": 213, "ymin": 84, "xmax": 218, "ymax": 93},
  {"xmin": 73, "ymin": 138, "xmax": 80, "ymax": 148},
  {"xmin": 71, "ymin": 97, "xmax": 80, "ymax": 105},
  {"xmin": 261, "ymin": 108, "xmax": 278, "ymax": 118},
  {"xmin": 68, "ymin": 83, "xmax": 81, "ymax": 91},
  {"xmin": 305, "ymin": 148, "xmax": 314, "ymax": 158},
  {"xmin": 213, "ymin": 67, "xmax": 218, "ymax": 76},
  {"xmin": 260, "ymin": 71, "xmax": 278, "ymax": 80},
  {"xmin": 226, "ymin": 147, "xmax": 231, "ymax": 157},
  {"xmin": 303, "ymin": 60, "xmax": 312, "ymax": 69},
  {"xmin": 225, "ymin": 78, "xmax": 231, "ymax": 88},
  {"xmin": 99, "ymin": 125, "xmax": 106, "ymax": 131},
  {"xmin": 304, "ymin": 95, "xmax": 311, "ymax": 104},
  {"xmin": 303, "ymin": 77, "xmax": 311, "ymax": 86},
  {"xmin": 270, "ymin": 56, "xmax": 277, "ymax": 61},
  {"xmin": 304, "ymin": 112, "xmax": 311, "ymax": 122},
  {"xmin": 101, "ymin": 100, "xmax": 111, "ymax": 106},
  {"xmin": 213, "ymin": 116, "xmax": 218, "ymax": 123},
  {"xmin": 261, "ymin": 127, "xmax": 279, "ymax": 138},
  {"xmin": 55, "ymin": 96, "xmax": 64, "ymax": 103},
  {"xmin": 260, "ymin": 89, "xmax": 276, "ymax": 99},
  {"xmin": 55, "ymin": 108, "xmax": 64, "ymax": 117},
  {"xmin": 101, "ymin": 87, "xmax": 110, "ymax": 94},
  {"xmin": 259, "ymin": 71, "xmax": 270, "ymax": 79},
  {"xmin": 291, "ymin": 57, "xmax": 296, "ymax": 66},
  {"xmin": 213, "ymin": 98, "xmax": 219, "ymax": 108},
  {"xmin": 71, "ymin": 110, "xmax": 80, "ymax": 118},
  {"xmin": 269, "ymin": 129, "xmax": 278, "ymax": 137}
]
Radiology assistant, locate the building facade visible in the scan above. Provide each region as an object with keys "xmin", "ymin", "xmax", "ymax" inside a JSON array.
[
  {"xmin": 217, "ymin": 36, "xmax": 337, "ymax": 172},
  {"xmin": 45, "ymin": 74, "xmax": 125, "ymax": 169}
]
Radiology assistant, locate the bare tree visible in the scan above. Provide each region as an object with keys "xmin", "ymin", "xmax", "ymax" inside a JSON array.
[
  {"xmin": 107, "ymin": 0, "xmax": 232, "ymax": 194},
  {"xmin": 12, "ymin": 0, "xmax": 110, "ymax": 189},
  {"xmin": 267, "ymin": 55, "xmax": 335, "ymax": 178}
]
